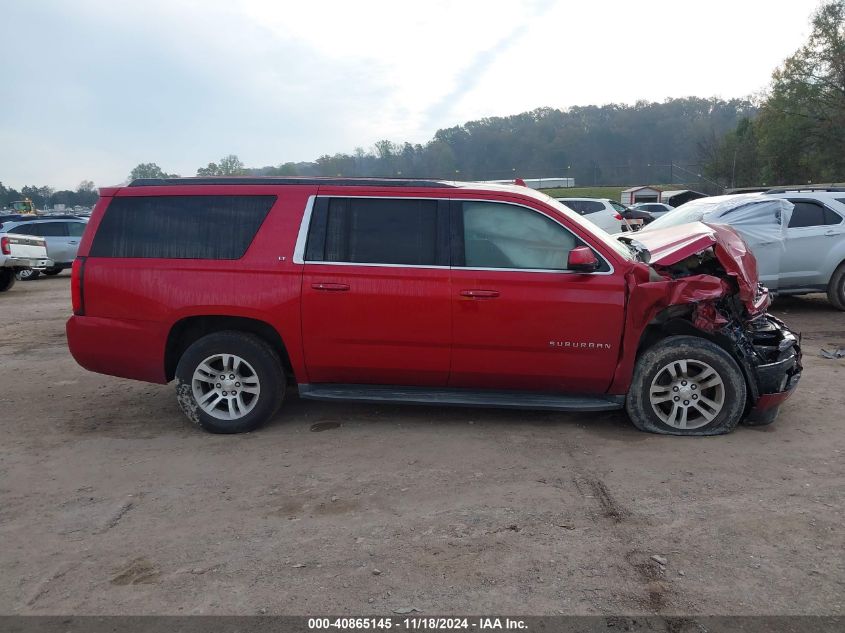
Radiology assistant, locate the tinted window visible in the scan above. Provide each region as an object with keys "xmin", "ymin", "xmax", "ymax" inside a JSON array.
[
  {"xmin": 459, "ymin": 202, "xmax": 579, "ymax": 270},
  {"xmin": 824, "ymin": 207, "xmax": 843, "ymax": 225},
  {"xmin": 37, "ymin": 222, "xmax": 69, "ymax": 237},
  {"xmin": 563, "ymin": 200, "xmax": 604, "ymax": 215},
  {"xmin": 306, "ymin": 197, "xmax": 440, "ymax": 265},
  {"xmin": 788, "ymin": 200, "xmax": 838, "ymax": 228},
  {"xmin": 67, "ymin": 222, "xmax": 87, "ymax": 237},
  {"xmin": 90, "ymin": 195, "xmax": 275, "ymax": 259},
  {"xmin": 6, "ymin": 223, "xmax": 40, "ymax": 236}
]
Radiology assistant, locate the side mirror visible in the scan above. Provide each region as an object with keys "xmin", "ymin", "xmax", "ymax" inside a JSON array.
[{"xmin": 568, "ymin": 246, "xmax": 600, "ymax": 272}]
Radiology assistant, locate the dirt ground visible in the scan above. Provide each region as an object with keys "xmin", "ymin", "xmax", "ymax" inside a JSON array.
[{"xmin": 1, "ymin": 276, "xmax": 843, "ymax": 616}]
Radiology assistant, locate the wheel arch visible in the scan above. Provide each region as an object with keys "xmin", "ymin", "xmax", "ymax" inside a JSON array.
[
  {"xmin": 165, "ymin": 315, "xmax": 295, "ymax": 383},
  {"xmin": 634, "ymin": 309, "xmax": 758, "ymax": 410}
]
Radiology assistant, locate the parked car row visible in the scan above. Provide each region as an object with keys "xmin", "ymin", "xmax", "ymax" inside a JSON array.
[
  {"xmin": 0, "ymin": 215, "xmax": 88, "ymax": 281},
  {"xmin": 556, "ymin": 198, "xmax": 656, "ymax": 233}
]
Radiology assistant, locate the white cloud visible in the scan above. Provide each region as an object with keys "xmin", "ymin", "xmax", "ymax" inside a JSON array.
[{"xmin": 0, "ymin": 0, "xmax": 820, "ymax": 189}]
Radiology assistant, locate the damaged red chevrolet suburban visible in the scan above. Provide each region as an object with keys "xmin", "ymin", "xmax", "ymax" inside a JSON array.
[{"xmin": 66, "ymin": 178, "xmax": 802, "ymax": 436}]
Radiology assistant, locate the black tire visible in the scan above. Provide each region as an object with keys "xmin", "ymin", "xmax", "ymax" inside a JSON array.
[
  {"xmin": 174, "ymin": 331, "xmax": 285, "ymax": 434},
  {"xmin": 43, "ymin": 267, "xmax": 63, "ymax": 276},
  {"xmin": 626, "ymin": 335, "xmax": 747, "ymax": 436},
  {"xmin": 827, "ymin": 261, "xmax": 845, "ymax": 311},
  {"xmin": 16, "ymin": 268, "xmax": 40, "ymax": 281},
  {"xmin": 0, "ymin": 269, "xmax": 15, "ymax": 292}
]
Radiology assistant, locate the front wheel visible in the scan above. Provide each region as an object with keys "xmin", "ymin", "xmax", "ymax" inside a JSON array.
[
  {"xmin": 626, "ymin": 335, "xmax": 747, "ymax": 436},
  {"xmin": 175, "ymin": 331, "xmax": 285, "ymax": 434}
]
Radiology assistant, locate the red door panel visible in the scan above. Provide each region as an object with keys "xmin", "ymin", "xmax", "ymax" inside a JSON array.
[
  {"xmin": 301, "ymin": 265, "xmax": 451, "ymax": 385},
  {"xmin": 449, "ymin": 270, "xmax": 626, "ymax": 393}
]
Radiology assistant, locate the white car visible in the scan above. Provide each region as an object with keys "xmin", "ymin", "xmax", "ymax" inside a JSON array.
[
  {"xmin": 0, "ymin": 216, "xmax": 88, "ymax": 280},
  {"xmin": 556, "ymin": 198, "xmax": 627, "ymax": 233}
]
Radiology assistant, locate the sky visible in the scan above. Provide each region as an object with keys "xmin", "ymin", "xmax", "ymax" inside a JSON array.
[{"xmin": 0, "ymin": 0, "xmax": 823, "ymax": 190}]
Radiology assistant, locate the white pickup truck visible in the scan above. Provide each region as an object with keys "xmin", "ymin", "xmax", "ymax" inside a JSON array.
[{"xmin": 0, "ymin": 231, "xmax": 53, "ymax": 292}]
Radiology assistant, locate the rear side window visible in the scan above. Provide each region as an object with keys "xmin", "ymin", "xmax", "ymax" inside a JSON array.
[
  {"xmin": 90, "ymin": 196, "xmax": 275, "ymax": 259},
  {"xmin": 787, "ymin": 200, "xmax": 840, "ymax": 228},
  {"xmin": 305, "ymin": 197, "xmax": 445, "ymax": 265}
]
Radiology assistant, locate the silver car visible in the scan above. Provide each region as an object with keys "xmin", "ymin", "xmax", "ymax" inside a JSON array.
[
  {"xmin": 642, "ymin": 191, "xmax": 845, "ymax": 309},
  {"xmin": 0, "ymin": 216, "xmax": 88, "ymax": 280}
]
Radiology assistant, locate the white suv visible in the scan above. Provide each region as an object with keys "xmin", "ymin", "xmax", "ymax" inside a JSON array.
[{"xmin": 556, "ymin": 198, "xmax": 625, "ymax": 233}]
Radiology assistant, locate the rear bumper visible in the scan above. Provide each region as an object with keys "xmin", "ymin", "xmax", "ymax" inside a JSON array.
[
  {"xmin": 4, "ymin": 257, "xmax": 53, "ymax": 270},
  {"xmin": 66, "ymin": 315, "xmax": 168, "ymax": 384}
]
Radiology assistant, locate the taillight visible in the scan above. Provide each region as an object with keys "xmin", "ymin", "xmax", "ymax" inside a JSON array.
[
  {"xmin": 71, "ymin": 256, "xmax": 86, "ymax": 315},
  {"xmin": 614, "ymin": 214, "xmax": 623, "ymax": 220},
  {"xmin": 1, "ymin": 236, "xmax": 9, "ymax": 255}
]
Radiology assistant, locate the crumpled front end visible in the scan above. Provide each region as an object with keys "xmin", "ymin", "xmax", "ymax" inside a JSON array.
[{"xmin": 612, "ymin": 222, "xmax": 802, "ymax": 422}]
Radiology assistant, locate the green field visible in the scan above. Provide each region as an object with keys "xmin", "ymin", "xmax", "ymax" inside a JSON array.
[{"xmin": 539, "ymin": 186, "xmax": 626, "ymax": 201}]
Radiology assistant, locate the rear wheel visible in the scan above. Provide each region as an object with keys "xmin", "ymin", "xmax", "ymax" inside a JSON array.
[
  {"xmin": 827, "ymin": 262, "xmax": 845, "ymax": 311},
  {"xmin": 0, "ymin": 269, "xmax": 15, "ymax": 292},
  {"xmin": 16, "ymin": 268, "xmax": 39, "ymax": 281},
  {"xmin": 175, "ymin": 331, "xmax": 285, "ymax": 433},
  {"xmin": 626, "ymin": 335, "xmax": 747, "ymax": 436}
]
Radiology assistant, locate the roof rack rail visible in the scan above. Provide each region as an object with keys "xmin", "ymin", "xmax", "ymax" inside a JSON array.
[
  {"xmin": 128, "ymin": 177, "xmax": 458, "ymax": 189},
  {"xmin": 764, "ymin": 185, "xmax": 845, "ymax": 194}
]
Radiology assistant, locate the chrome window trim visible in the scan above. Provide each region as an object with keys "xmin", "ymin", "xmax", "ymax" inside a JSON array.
[
  {"xmin": 291, "ymin": 195, "xmax": 316, "ymax": 264},
  {"xmin": 292, "ymin": 194, "xmax": 615, "ymax": 275}
]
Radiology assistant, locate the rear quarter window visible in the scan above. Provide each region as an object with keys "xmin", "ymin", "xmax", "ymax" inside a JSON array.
[{"xmin": 90, "ymin": 195, "xmax": 276, "ymax": 259}]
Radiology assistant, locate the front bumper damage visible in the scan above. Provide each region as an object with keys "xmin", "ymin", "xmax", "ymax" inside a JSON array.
[
  {"xmin": 724, "ymin": 314, "xmax": 802, "ymax": 424},
  {"xmin": 617, "ymin": 222, "xmax": 803, "ymax": 425}
]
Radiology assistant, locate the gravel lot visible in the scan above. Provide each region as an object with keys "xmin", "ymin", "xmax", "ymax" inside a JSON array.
[{"xmin": 1, "ymin": 276, "xmax": 843, "ymax": 616}]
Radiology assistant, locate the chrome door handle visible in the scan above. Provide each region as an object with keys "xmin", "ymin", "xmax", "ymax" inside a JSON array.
[
  {"xmin": 460, "ymin": 289, "xmax": 500, "ymax": 299},
  {"xmin": 311, "ymin": 282, "xmax": 350, "ymax": 291}
]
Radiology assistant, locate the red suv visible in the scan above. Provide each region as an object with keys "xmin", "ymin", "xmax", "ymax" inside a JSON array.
[{"xmin": 66, "ymin": 178, "xmax": 802, "ymax": 436}]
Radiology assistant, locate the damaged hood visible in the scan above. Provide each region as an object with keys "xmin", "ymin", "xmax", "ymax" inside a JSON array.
[{"xmin": 621, "ymin": 222, "xmax": 767, "ymax": 314}]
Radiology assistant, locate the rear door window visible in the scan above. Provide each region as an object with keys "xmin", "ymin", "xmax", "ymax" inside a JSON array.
[
  {"xmin": 67, "ymin": 222, "xmax": 87, "ymax": 237},
  {"xmin": 90, "ymin": 196, "xmax": 276, "ymax": 259},
  {"xmin": 787, "ymin": 200, "xmax": 839, "ymax": 228},
  {"xmin": 305, "ymin": 197, "xmax": 446, "ymax": 266},
  {"xmin": 37, "ymin": 222, "xmax": 70, "ymax": 237}
]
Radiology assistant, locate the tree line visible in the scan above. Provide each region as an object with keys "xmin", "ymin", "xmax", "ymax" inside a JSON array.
[
  {"xmin": 0, "ymin": 181, "xmax": 98, "ymax": 211},
  {"xmin": 702, "ymin": 1, "xmax": 845, "ymax": 187},
  {"xmin": 129, "ymin": 97, "xmax": 752, "ymax": 192}
]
